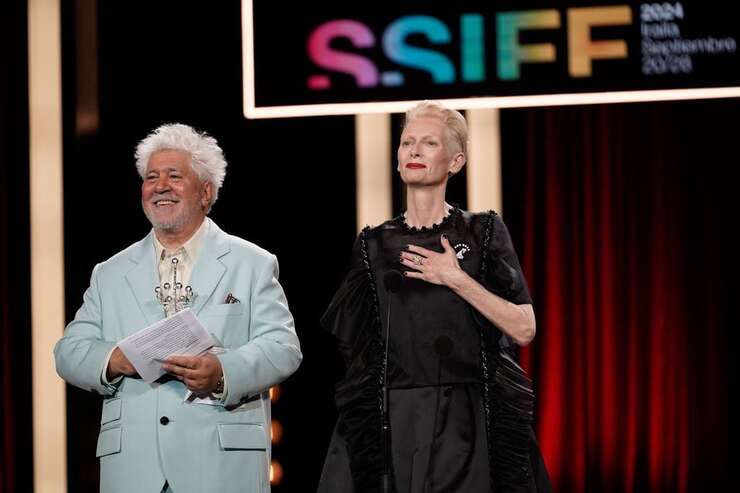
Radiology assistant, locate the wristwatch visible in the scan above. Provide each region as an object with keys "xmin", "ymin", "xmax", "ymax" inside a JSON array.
[{"xmin": 214, "ymin": 373, "xmax": 225, "ymax": 394}]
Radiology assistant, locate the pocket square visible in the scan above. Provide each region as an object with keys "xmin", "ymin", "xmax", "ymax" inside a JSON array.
[{"xmin": 224, "ymin": 293, "xmax": 240, "ymax": 304}]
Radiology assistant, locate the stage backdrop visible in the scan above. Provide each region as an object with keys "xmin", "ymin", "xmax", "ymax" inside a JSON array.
[
  {"xmin": 0, "ymin": 2, "xmax": 734, "ymax": 492},
  {"xmin": 502, "ymin": 100, "xmax": 735, "ymax": 492},
  {"xmin": 0, "ymin": 1, "xmax": 33, "ymax": 492}
]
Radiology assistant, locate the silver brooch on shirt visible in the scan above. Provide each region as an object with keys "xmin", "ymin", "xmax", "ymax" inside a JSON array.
[
  {"xmin": 154, "ymin": 257, "xmax": 196, "ymax": 316},
  {"xmin": 454, "ymin": 242, "xmax": 471, "ymax": 260}
]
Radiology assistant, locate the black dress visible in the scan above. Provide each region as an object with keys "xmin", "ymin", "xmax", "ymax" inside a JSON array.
[{"xmin": 318, "ymin": 209, "xmax": 551, "ymax": 493}]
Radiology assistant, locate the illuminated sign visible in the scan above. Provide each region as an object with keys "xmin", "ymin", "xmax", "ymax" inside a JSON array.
[{"xmin": 242, "ymin": 1, "xmax": 740, "ymax": 118}]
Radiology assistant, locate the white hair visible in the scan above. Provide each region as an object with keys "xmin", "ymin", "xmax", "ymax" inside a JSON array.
[{"xmin": 135, "ymin": 123, "xmax": 227, "ymax": 209}]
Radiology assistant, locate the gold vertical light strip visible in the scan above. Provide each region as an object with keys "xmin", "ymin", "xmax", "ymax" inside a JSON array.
[
  {"xmin": 28, "ymin": 0, "xmax": 67, "ymax": 492},
  {"xmin": 74, "ymin": 0, "xmax": 99, "ymax": 136},
  {"xmin": 355, "ymin": 113, "xmax": 392, "ymax": 232},
  {"xmin": 466, "ymin": 109, "xmax": 503, "ymax": 214}
]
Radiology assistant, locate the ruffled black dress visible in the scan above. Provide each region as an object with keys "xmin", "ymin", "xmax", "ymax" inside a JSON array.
[{"xmin": 318, "ymin": 209, "xmax": 551, "ymax": 493}]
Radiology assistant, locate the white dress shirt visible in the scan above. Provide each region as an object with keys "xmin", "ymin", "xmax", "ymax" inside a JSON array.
[{"xmin": 153, "ymin": 217, "xmax": 209, "ymax": 308}]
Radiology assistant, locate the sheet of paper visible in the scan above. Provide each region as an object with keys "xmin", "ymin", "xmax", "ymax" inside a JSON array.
[{"xmin": 118, "ymin": 308, "xmax": 213, "ymax": 383}]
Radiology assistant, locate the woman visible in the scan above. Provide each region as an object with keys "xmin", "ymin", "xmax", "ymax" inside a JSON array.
[{"xmin": 318, "ymin": 101, "xmax": 550, "ymax": 493}]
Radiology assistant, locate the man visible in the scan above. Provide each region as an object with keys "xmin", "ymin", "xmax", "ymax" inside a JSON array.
[{"xmin": 54, "ymin": 123, "xmax": 302, "ymax": 493}]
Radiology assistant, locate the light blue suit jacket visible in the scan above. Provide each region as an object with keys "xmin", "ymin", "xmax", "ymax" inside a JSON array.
[{"xmin": 54, "ymin": 220, "xmax": 302, "ymax": 493}]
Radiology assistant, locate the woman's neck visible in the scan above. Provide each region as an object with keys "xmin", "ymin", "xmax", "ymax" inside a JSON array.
[{"xmin": 404, "ymin": 188, "xmax": 451, "ymax": 228}]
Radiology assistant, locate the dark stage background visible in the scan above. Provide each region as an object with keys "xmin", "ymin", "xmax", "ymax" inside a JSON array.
[
  {"xmin": 1, "ymin": 1, "xmax": 32, "ymax": 492},
  {"xmin": 1, "ymin": 1, "xmax": 735, "ymax": 492}
]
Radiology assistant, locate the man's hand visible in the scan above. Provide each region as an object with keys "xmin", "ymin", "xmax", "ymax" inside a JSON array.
[
  {"xmin": 163, "ymin": 353, "xmax": 223, "ymax": 394},
  {"xmin": 107, "ymin": 347, "xmax": 137, "ymax": 380}
]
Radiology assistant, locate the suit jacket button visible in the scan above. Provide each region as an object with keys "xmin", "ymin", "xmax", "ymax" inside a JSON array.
[{"xmin": 160, "ymin": 416, "xmax": 170, "ymax": 425}]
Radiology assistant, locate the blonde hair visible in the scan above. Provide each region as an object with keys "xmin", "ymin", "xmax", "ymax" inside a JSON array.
[{"xmin": 403, "ymin": 100, "xmax": 468, "ymax": 157}]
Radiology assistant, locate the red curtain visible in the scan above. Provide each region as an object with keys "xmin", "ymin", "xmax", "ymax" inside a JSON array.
[{"xmin": 503, "ymin": 102, "xmax": 732, "ymax": 492}]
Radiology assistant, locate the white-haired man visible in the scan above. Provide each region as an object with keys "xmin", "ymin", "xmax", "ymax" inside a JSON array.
[{"xmin": 55, "ymin": 123, "xmax": 302, "ymax": 493}]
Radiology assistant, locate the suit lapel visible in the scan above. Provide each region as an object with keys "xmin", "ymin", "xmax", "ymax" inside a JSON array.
[
  {"xmin": 190, "ymin": 219, "xmax": 230, "ymax": 315},
  {"xmin": 124, "ymin": 231, "xmax": 161, "ymax": 326}
]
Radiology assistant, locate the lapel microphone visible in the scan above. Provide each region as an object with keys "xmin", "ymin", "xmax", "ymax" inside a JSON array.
[
  {"xmin": 381, "ymin": 270, "xmax": 403, "ymax": 493},
  {"xmin": 384, "ymin": 270, "xmax": 403, "ymax": 294}
]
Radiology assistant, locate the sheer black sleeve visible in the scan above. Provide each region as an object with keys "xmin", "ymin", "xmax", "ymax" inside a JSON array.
[
  {"xmin": 320, "ymin": 236, "xmax": 377, "ymax": 367},
  {"xmin": 320, "ymin": 233, "xmax": 385, "ymax": 493},
  {"xmin": 484, "ymin": 214, "xmax": 532, "ymax": 305}
]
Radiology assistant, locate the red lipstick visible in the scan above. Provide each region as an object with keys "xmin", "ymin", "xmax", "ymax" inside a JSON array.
[{"xmin": 406, "ymin": 163, "xmax": 426, "ymax": 169}]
